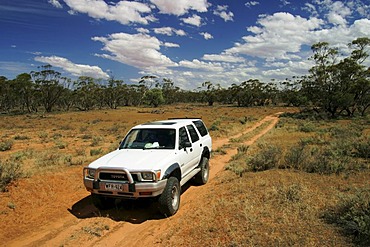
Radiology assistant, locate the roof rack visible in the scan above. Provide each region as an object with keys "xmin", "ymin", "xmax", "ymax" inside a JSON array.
[{"xmin": 168, "ymin": 117, "xmax": 202, "ymax": 120}]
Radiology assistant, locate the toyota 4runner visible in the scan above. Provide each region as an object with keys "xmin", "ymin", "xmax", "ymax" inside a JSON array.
[{"xmin": 83, "ymin": 118, "xmax": 212, "ymax": 216}]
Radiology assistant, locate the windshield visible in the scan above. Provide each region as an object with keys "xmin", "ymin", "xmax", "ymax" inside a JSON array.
[{"xmin": 119, "ymin": 128, "xmax": 176, "ymax": 150}]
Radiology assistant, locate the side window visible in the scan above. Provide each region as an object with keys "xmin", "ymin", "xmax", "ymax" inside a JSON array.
[
  {"xmin": 178, "ymin": 127, "xmax": 190, "ymax": 149},
  {"xmin": 186, "ymin": 124, "xmax": 199, "ymax": 143},
  {"xmin": 192, "ymin": 120, "xmax": 208, "ymax": 137}
]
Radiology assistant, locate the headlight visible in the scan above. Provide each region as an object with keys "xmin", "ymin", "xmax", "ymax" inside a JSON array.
[
  {"xmin": 86, "ymin": 168, "xmax": 96, "ymax": 179},
  {"xmin": 141, "ymin": 170, "xmax": 161, "ymax": 181},
  {"xmin": 141, "ymin": 172, "xmax": 154, "ymax": 181}
]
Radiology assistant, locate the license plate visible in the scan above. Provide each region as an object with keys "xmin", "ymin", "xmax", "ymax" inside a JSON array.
[{"xmin": 105, "ymin": 183, "xmax": 123, "ymax": 191}]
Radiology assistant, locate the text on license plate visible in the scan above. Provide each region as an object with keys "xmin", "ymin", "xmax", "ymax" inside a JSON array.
[{"xmin": 105, "ymin": 183, "xmax": 123, "ymax": 191}]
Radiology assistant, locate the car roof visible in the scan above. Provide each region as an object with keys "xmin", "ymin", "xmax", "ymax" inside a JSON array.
[{"xmin": 134, "ymin": 119, "xmax": 202, "ymax": 129}]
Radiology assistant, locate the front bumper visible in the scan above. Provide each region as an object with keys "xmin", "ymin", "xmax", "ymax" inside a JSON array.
[{"xmin": 83, "ymin": 167, "xmax": 167, "ymax": 198}]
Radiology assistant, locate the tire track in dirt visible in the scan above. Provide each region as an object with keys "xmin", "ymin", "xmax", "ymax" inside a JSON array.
[
  {"xmin": 92, "ymin": 113, "xmax": 281, "ymax": 247},
  {"xmin": 5, "ymin": 113, "xmax": 281, "ymax": 247}
]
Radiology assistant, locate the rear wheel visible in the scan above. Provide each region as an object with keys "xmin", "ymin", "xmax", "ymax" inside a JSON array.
[
  {"xmin": 158, "ymin": 177, "xmax": 180, "ymax": 217},
  {"xmin": 91, "ymin": 194, "xmax": 115, "ymax": 210},
  {"xmin": 194, "ymin": 157, "xmax": 209, "ymax": 185}
]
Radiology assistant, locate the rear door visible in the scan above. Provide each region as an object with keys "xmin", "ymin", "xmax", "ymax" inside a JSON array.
[
  {"xmin": 186, "ymin": 124, "xmax": 202, "ymax": 169},
  {"xmin": 178, "ymin": 126, "xmax": 198, "ymax": 178}
]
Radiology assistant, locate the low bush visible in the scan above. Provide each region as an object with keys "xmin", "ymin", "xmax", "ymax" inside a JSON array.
[
  {"xmin": 298, "ymin": 121, "xmax": 316, "ymax": 132},
  {"xmin": 323, "ymin": 188, "xmax": 370, "ymax": 246},
  {"xmin": 230, "ymin": 145, "xmax": 249, "ymax": 161},
  {"xmin": 0, "ymin": 140, "xmax": 13, "ymax": 151},
  {"xmin": 354, "ymin": 136, "xmax": 370, "ymax": 159},
  {"xmin": 247, "ymin": 143, "xmax": 281, "ymax": 172},
  {"xmin": 0, "ymin": 158, "xmax": 23, "ymax": 192},
  {"xmin": 90, "ymin": 148, "xmax": 103, "ymax": 156},
  {"xmin": 14, "ymin": 135, "xmax": 30, "ymax": 140},
  {"xmin": 35, "ymin": 151, "xmax": 78, "ymax": 167}
]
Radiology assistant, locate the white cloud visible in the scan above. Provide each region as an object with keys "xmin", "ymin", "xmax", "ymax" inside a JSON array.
[
  {"xmin": 136, "ymin": 28, "xmax": 150, "ymax": 34},
  {"xmin": 63, "ymin": 0, "xmax": 154, "ymax": 25},
  {"xmin": 48, "ymin": 0, "xmax": 62, "ymax": 8},
  {"xmin": 34, "ymin": 56, "xmax": 109, "ymax": 79},
  {"xmin": 200, "ymin": 32, "xmax": 213, "ymax": 40},
  {"xmin": 174, "ymin": 29, "xmax": 187, "ymax": 36},
  {"xmin": 213, "ymin": 5, "xmax": 234, "ymax": 22},
  {"xmin": 326, "ymin": 1, "xmax": 351, "ymax": 26},
  {"xmin": 245, "ymin": 1, "xmax": 259, "ymax": 8},
  {"xmin": 202, "ymin": 53, "xmax": 245, "ymax": 63},
  {"xmin": 92, "ymin": 32, "xmax": 177, "ymax": 70},
  {"xmin": 179, "ymin": 59, "xmax": 224, "ymax": 72},
  {"xmin": 162, "ymin": 42, "xmax": 180, "ymax": 48},
  {"xmin": 150, "ymin": 0, "xmax": 208, "ymax": 16},
  {"xmin": 154, "ymin": 27, "xmax": 187, "ymax": 36},
  {"xmin": 227, "ymin": 12, "xmax": 324, "ymax": 59},
  {"xmin": 181, "ymin": 14, "xmax": 202, "ymax": 26}
]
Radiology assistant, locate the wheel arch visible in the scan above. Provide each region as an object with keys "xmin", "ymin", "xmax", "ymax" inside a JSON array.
[
  {"xmin": 202, "ymin": 146, "xmax": 211, "ymax": 159},
  {"xmin": 163, "ymin": 163, "xmax": 181, "ymax": 181}
]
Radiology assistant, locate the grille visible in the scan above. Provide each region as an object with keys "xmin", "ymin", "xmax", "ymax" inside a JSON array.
[{"xmin": 99, "ymin": 172, "xmax": 138, "ymax": 182}]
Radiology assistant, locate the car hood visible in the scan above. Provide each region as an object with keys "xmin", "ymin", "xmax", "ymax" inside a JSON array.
[{"xmin": 87, "ymin": 149, "xmax": 176, "ymax": 171}]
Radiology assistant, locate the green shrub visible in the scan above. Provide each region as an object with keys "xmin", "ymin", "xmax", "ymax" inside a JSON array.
[
  {"xmin": 35, "ymin": 152, "xmax": 82, "ymax": 167},
  {"xmin": 90, "ymin": 148, "xmax": 103, "ymax": 156},
  {"xmin": 55, "ymin": 140, "xmax": 67, "ymax": 149},
  {"xmin": 323, "ymin": 188, "xmax": 370, "ymax": 246},
  {"xmin": 0, "ymin": 140, "xmax": 13, "ymax": 151},
  {"xmin": 283, "ymin": 141, "xmax": 309, "ymax": 169},
  {"xmin": 298, "ymin": 121, "xmax": 316, "ymax": 132},
  {"xmin": 230, "ymin": 145, "xmax": 249, "ymax": 161},
  {"xmin": 247, "ymin": 143, "xmax": 281, "ymax": 172},
  {"xmin": 0, "ymin": 158, "xmax": 23, "ymax": 192},
  {"xmin": 301, "ymin": 146, "xmax": 347, "ymax": 175},
  {"xmin": 14, "ymin": 135, "xmax": 30, "ymax": 140},
  {"xmin": 38, "ymin": 132, "xmax": 48, "ymax": 139},
  {"xmin": 276, "ymin": 183, "xmax": 302, "ymax": 204},
  {"xmin": 225, "ymin": 161, "xmax": 248, "ymax": 177},
  {"xmin": 90, "ymin": 137, "xmax": 103, "ymax": 147},
  {"xmin": 52, "ymin": 133, "xmax": 63, "ymax": 139},
  {"xmin": 36, "ymin": 151, "xmax": 63, "ymax": 167},
  {"xmin": 354, "ymin": 136, "xmax": 370, "ymax": 159},
  {"xmin": 209, "ymin": 122, "xmax": 219, "ymax": 131}
]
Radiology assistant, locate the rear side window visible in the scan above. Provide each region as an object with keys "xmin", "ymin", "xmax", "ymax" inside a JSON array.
[
  {"xmin": 187, "ymin": 124, "xmax": 199, "ymax": 143},
  {"xmin": 178, "ymin": 127, "xmax": 190, "ymax": 149},
  {"xmin": 192, "ymin": 120, "xmax": 208, "ymax": 137}
]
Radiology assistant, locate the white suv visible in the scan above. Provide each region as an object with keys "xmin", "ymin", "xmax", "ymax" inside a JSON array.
[{"xmin": 83, "ymin": 118, "xmax": 212, "ymax": 216}]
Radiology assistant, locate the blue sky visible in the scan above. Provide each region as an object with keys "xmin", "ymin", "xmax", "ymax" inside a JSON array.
[{"xmin": 1, "ymin": 0, "xmax": 369, "ymax": 89}]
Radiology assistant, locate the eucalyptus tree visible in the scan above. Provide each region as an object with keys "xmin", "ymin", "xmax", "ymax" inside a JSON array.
[
  {"xmin": 303, "ymin": 38, "xmax": 370, "ymax": 117},
  {"xmin": 201, "ymin": 81, "xmax": 221, "ymax": 106},
  {"xmin": 159, "ymin": 78, "xmax": 180, "ymax": 104},
  {"xmin": 0, "ymin": 76, "xmax": 13, "ymax": 112},
  {"xmin": 103, "ymin": 77, "xmax": 126, "ymax": 109},
  {"xmin": 30, "ymin": 65, "xmax": 68, "ymax": 112},
  {"xmin": 73, "ymin": 76, "xmax": 100, "ymax": 111},
  {"xmin": 280, "ymin": 77, "xmax": 307, "ymax": 107},
  {"xmin": 12, "ymin": 73, "xmax": 36, "ymax": 113}
]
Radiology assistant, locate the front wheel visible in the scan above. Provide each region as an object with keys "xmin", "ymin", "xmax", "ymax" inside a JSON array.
[
  {"xmin": 158, "ymin": 177, "xmax": 180, "ymax": 217},
  {"xmin": 194, "ymin": 157, "xmax": 209, "ymax": 185}
]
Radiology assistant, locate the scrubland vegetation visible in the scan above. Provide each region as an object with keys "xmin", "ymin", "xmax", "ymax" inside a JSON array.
[
  {"xmin": 0, "ymin": 36, "xmax": 369, "ymax": 246},
  {"xmin": 158, "ymin": 110, "xmax": 369, "ymax": 247}
]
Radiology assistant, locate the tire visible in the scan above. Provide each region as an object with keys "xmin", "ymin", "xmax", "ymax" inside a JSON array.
[
  {"xmin": 194, "ymin": 157, "xmax": 209, "ymax": 185},
  {"xmin": 158, "ymin": 177, "xmax": 181, "ymax": 217},
  {"xmin": 91, "ymin": 194, "xmax": 115, "ymax": 210}
]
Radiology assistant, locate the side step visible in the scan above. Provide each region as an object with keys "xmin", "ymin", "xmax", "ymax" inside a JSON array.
[{"xmin": 180, "ymin": 168, "xmax": 201, "ymax": 186}]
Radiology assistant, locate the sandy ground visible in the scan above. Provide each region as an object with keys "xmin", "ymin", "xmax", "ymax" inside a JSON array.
[{"xmin": 0, "ymin": 113, "xmax": 280, "ymax": 247}]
